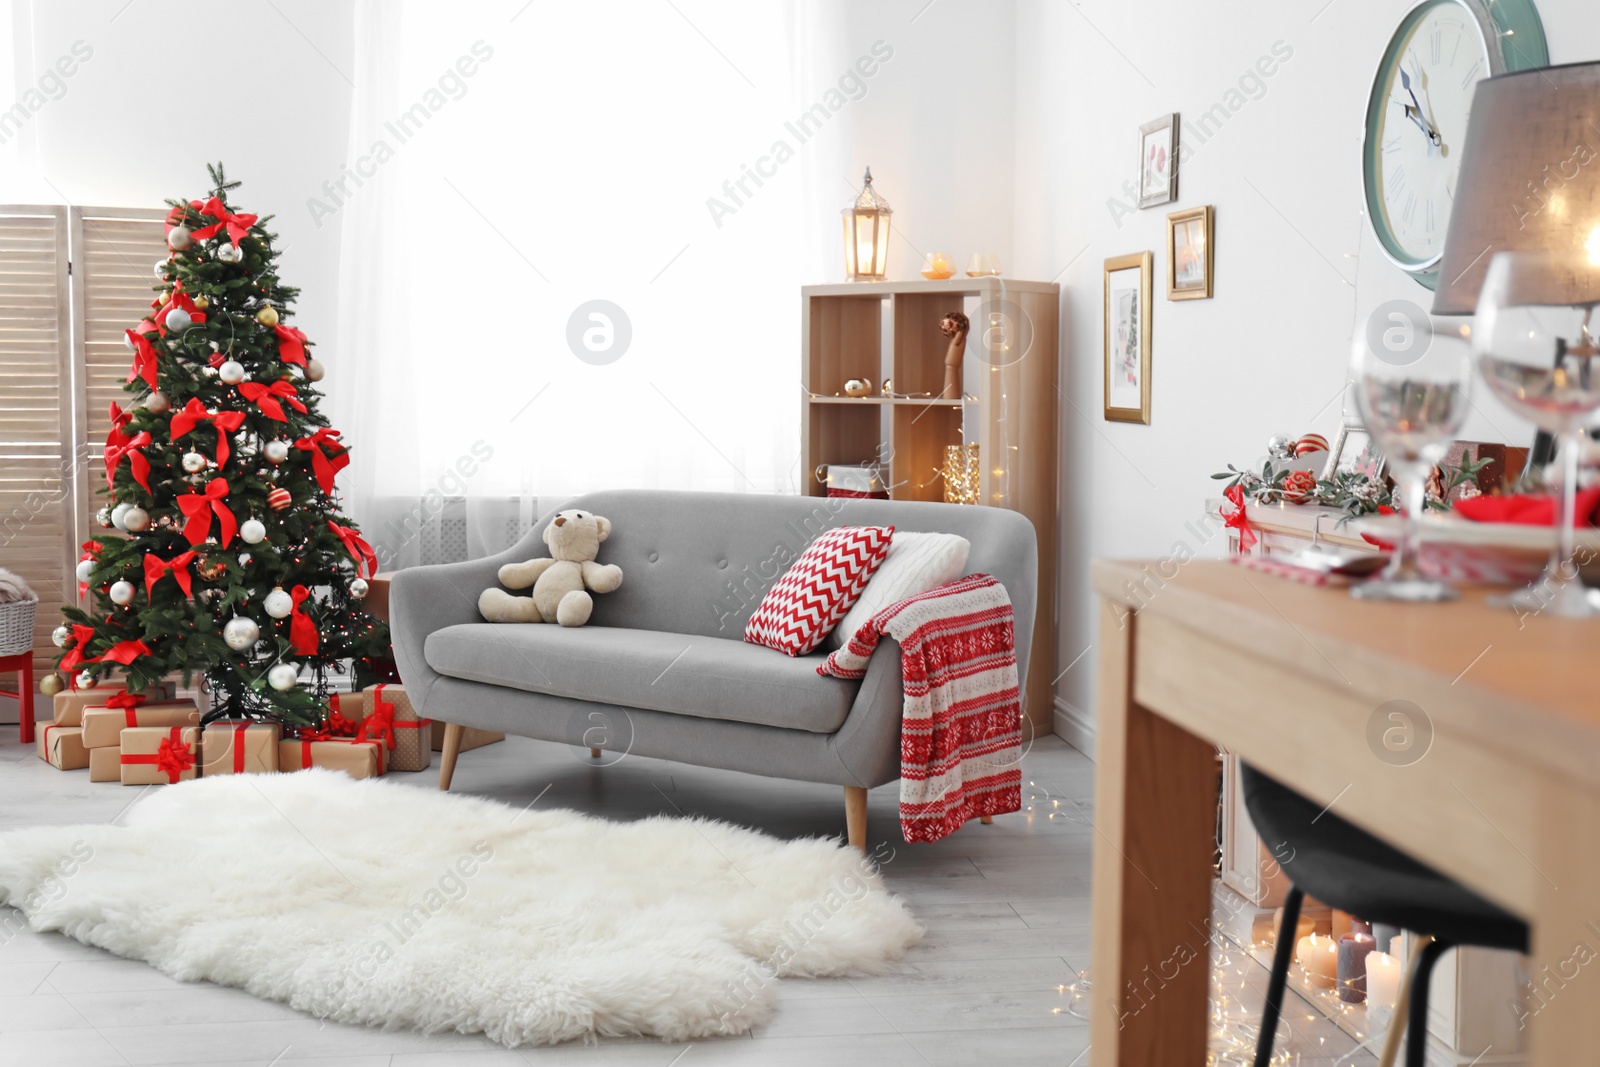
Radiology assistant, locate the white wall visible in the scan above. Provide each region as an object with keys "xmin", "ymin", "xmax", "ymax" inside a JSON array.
[
  {"xmin": 1, "ymin": 0, "xmax": 354, "ymax": 357},
  {"xmin": 1009, "ymin": 0, "xmax": 1600, "ymax": 745}
]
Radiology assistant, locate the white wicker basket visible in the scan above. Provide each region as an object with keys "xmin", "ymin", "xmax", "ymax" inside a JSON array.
[{"xmin": 0, "ymin": 597, "xmax": 38, "ymax": 656}]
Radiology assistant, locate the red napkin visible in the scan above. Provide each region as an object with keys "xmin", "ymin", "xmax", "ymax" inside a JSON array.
[{"xmin": 1453, "ymin": 487, "xmax": 1600, "ymax": 527}]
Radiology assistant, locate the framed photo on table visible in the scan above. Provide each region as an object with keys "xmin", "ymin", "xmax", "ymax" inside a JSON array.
[
  {"xmin": 1138, "ymin": 113, "xmax": 1179, "ymax": 208},
  {"xmin": 1323, "ymin": 415, "xmax": 1387, "ymax": 481},
  {"xmin": 1167, "ymin": 205, "xmax": 1214, "ymax": 300},
  {"xmin": 1104, "ymin": 252, "xmax": 1153, "ymax": 424}
]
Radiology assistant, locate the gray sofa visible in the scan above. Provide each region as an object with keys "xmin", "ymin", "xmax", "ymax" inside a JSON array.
[{"xmin": 389, "ymin": 489, "xmax": 1037, "ymax": 845}]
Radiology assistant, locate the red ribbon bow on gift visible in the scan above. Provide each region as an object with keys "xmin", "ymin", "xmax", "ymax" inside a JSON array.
[
  {"xmin": 188, "ymin": 196, "xmax": 258, "ymax": 247},
  {"xmin": 170, "ymin": 399, "xmax": 246, "ymax": 468},
  {"xmin": 294, "ymin": 429, "xmax": 349, "ymax": 493},
  {"xmin": 273, "ymin": 324, "xmax": 309, "ymax": 367},
  {"xmin": 101, "ymin": 638, "xmax": 153, "ymax": 666},
  {"xmin": 326, "ymin": 693, "xmax": 360, "ymax": 737},
  {"xmin": 237, "ymin": 379, "xmax": 307, "ymax": 422},
  {"xmin": 125, "ymin": 328, "xmax": 160, "ymax": 390},
  {"xmin": 327, "ymin": 521, "xmax": 378, "ymax": 579},
  {"xmin": 1223, "ymin": 485, "xmax": 1257, "ymax": 555},
  {"xmin": 178, "ymin": 478, "xmax": 237, "ymax": 547},
  {"xmin": 356, "ymin": 687, "xmax": 396, "ymax": 750},
  {"xmin": 58, "ymin": 623, "xmax": 100, "ymax": 673},
  {"xmin": 144, "ymin": 550, "xmax": 196, "ymax": 600},
  {"xmin": 152, "ymin": 289, "xmax": 206, "ymax": 336},
  {"xmin": 105, "ymin": 426, "xmax": 153, "ymax": 494},
  {"xmin": 287, "ymin": 584, "xmax": 319, "ymax": 656},
  {"xmin": 104, "ymin": 690, "xmax": 147, "ymax": 710},
  {"xmin": 155, "ymin": 734, "xmax": 194, "ymax": 781}
]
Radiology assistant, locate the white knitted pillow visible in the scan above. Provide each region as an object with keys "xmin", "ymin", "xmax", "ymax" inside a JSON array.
[{"xmin": 826, "ymin": 531, "xmax": 971, "ymax": 650}]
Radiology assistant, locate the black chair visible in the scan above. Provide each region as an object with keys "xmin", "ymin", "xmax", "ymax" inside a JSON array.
[{"xmin": 1242, "ymin": 764, "xmax": 1528, "ymax": 1067}]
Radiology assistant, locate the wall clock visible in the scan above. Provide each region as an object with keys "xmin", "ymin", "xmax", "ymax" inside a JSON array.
[{"xmin": 1361, "ymin": 0, "xmax": 1547, "ymax": 289}]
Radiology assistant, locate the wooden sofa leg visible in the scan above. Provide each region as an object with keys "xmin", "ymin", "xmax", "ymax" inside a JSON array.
[
  {"xmin": 438, "ymin": 723, "xmax": 464, "ymax": 791},
  {"xmin": 980, "ymin": 815, "xmax": 993, "ymax": 824},
  {"xmin": 844, "ymin": 786, "xmax": 867, "ymax": 852},
  {"xmin": 590, "ymin": 746, "xmax": 602, "ymax": 759}
]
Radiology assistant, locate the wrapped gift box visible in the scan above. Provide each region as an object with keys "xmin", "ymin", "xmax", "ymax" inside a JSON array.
[
  {"xmin": 364, "ymin": 571, "xmax": 396, "ymax": 622},
  {"xmin": 356, "ymin": 684, "xmax": 431, "ymax": 772},
  {"xmin": 201, "ymin": 722, "xmax": 281, "ymax": 776},
  {"xmin": 120, "ymin": 726, "xmax": 199, "ymax": 785},
  {"xmin": 431, "ymin": 721, "xmax": 505, "ymax": 752},
  {"xmin": 52, "ymin": 682, "xmax": 175, "ymax": 727},
  {"xmin": 82, "ymin": 700, "xmax": 200, "ymax": 750},
  {"xmin": 88, "ymin": 745, "xmax": 121, "ymax": 783},
  {"xmin": 278, "ymin": 737, "xmax": 385, "ymax": 779},
  {"xmin": 37, "ymin": 724, "xmax": 89, "ymax": 770}
]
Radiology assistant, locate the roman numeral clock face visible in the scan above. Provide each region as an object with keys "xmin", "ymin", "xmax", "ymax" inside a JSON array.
[{"xmin": 1361, "ymin": 0, "xmax": 1540, "ymax": 286}]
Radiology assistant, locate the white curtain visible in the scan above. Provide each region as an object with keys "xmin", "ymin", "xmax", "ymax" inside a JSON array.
[{"xmin": 332, "ymin": 0, "xmax": 831, "ymax": 569}]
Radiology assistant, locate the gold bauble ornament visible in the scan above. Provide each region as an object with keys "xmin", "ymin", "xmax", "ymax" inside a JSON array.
[
  {"xmin": 256, "ymin": 305, "xmax": 279, "ymax": 326},
  {"xmin": 193, "ymin": 295, "xmax": 209, "ymax": 310},
  {"xmin": 39, "ymin": 672, "xmax": 63, "ymax": 697}
]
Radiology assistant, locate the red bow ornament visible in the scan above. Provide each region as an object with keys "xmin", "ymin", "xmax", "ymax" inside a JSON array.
[
  {"xmin": 356, "ymin": 689, "xmax": 396, "ymax": 751},
  {"xmin": 188, "ymin": 196, "xmax": 258, "ymax": 247},
  {"xmin": 294, "ymin": 429, "xmax": 349, "ymax": 493},
  {"xmin": 125, "ymin": 329, "xmax": 160, "ymax": 390},
  {"xmin": 1223, "ymin": 484, "xmax": 1257, "ymax": 555},
  {"xmin": 154, "ymin": 732, "xmax": 196, "ymax": 782},
  {"xmin": 105, "ymin": 427, "xmax": 153, "ymax": 494},
  {"xmin": 273, "ymin": 324, "xmax": 310, "ymax": 367},
  {"xmin": 104, "ymin": 690, "xmax": 148, "ymax": 710},
  {"xmin": 178, "ymin": 478, "xmax": 237, "ymax": 547},
  {"xmin": 57, "ymin": 623, "xmax": 101, "ymax": 673},
  {"xmin": 238, "ymin": 379, "xmax": 307, "ymax": 422},
  {"xmin": 328, "ymin": 521, "xmax": 378, "ymax": 579},
  {"xmin": 153, "ymin": 289, "xmax": 206, "ymax": 336},
  {"xmin": 170, "ymin": 399, "xmax": 246, "ymax": 468},
  {"xmin": 287, "ymin": 584, "xmax": 319, "ymax": 656},
  {"xmin": 101, "ymin": 638, "xmax": 153, "ymax": 666},
  {"xmin": 144, "ymin": 551, "xmax": 196, "ymax": 600}
]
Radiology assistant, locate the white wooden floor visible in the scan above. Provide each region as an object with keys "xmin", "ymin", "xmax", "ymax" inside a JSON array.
[{"xmin": 0, "ymin": 728, "xmax": 1371, "ymax": 1066}]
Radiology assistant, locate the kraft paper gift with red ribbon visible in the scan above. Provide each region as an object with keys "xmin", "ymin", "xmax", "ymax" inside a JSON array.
[
  {"xmin": 119, "ymin": 726, "xmax": 199, "ymax": 785},
  {"xmin": 88, "ymin": 745, "xmax": 121, "ymax": 783},
  {"xmin": 201, "ymin": 722, "xmax": 281, "ymax": 776},
  {"xmin": 52, "ymin": 683, "xmax": 175, "ymax": 727},
  {"xmin": 277, "ymin": 737, "xmax": 385, "ymax": 779},
  {"xmin": 356, "ymin": 684, "xmax": 432, "ymax": 772},
  {"xmin": 82, "ymin": 699, "xmax": 199, "ymax": 750},
  {"xmin": 37, "ymin": 725, "xmax": 90, "ymax": 771}
]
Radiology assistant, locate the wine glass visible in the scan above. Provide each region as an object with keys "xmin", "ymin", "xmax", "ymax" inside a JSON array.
[
  {"xmin": 1349, "ymin": 321, "xmax": 1474, "ymax": 601},
  {"xmin": 1473, "ymin": 249, "xmax": 1600, "ymax": 618}
]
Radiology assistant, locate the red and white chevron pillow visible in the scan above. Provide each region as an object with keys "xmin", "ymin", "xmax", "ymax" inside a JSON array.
[{"xmin": 744, "ymin": 525, "xmax": 895, "ymax": 656}]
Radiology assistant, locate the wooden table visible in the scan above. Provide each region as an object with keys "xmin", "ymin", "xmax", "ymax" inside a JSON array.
[{"xmin": 1089, "ymin": 559, "xmax": 1600, "ymax": 1066}]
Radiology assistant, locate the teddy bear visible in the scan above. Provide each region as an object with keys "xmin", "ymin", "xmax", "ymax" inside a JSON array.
[{"xmin": 477, "ymin": 510, "xmax": 623, "ymax": 626}]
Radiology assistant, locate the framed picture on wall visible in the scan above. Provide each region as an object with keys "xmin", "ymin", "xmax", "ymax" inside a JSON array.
[
  {"xmin": 1167, "ymin": 205, "xmax": 1213, "ymax": 300},
  {"xmin": 1138, "ymin": 113, "xmax": 1179, "ymax": 208},
  {"xmin": 1104, "ymin": 252, "xmax": 1153, "ymax": 424}
]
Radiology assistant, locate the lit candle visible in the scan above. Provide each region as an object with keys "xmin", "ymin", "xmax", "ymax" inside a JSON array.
[
  {"xmin": 1296, "ymin": 933, "xmax": 1339, "ymax": 989},
  {"xmin": 1366, "ymin": 951, "xmax": 1402, "ymax": 1019},
  {"xmin": 1337, "ymin": 933, "xmax": 1376, "ymax": 1003}
]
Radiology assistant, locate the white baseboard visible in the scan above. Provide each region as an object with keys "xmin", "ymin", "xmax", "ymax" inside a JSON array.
[{"xmin": 1052, "ymin": 696, "xmax": 1094, "ymax": 760}]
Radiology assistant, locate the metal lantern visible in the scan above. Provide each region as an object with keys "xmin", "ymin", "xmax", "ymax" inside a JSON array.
[{"xmin": 842, "ymin": 166, "xmax": 892, "ymax": 281}]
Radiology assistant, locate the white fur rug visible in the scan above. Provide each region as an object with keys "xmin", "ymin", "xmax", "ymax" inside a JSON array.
[{"xmin": 0, "ymin": 770, "xmax": 921, "ymax": 1046}]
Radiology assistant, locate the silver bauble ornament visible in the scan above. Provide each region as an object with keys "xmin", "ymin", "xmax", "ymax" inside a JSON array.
[
  {"xmin": 218, "ymin": 359, "xmax": 246, "ymax": 384},
  {"xmin": 263, "ymin": 440, "xmax": 289, "ymax": 463},
  {"xmin": 111, "ymin": 502, "xmax": 132, "ymax": 530},
  {"xmin": 304, "ymin": 358, "xmax": 325, "ymax": 382},
  {"xmin": 123, "ymin": 506, "xmax": 150, "ymax": 533},
  {"xmin": 167, "ymin": 226, "xmax": 193, "ymax": 250},
  {"xmin": 349, "ymin": 577, "xmax": 369, "ymax": 599},
  {"xmin": 77, "ymin": 670, "xmax": 97, "ymax": 689},
  {"xmin": 164, "ymin": 306, "xmax": 192, "ymax": 332},
  {"xmin": 154, "ymin": 258, "xmax": 169, "ymax": 277},
  {"xmin": 267, "ymin": 663, "xmax": 299, "ymax": 691},
  {"xmin": 238, "ymin": 552, "xmax": 253, "ymax": 566},
  {"xmin": 75, "ymin": 559, "xmax": 95, "ymax": 584},
  {"xmin": 109, "ymin": 580, "xmax": 135, "ymax": 606},
  {"xmin": 182, "ymin": 451, "xmax": 207, "ymax": 473},
  {"xmin": 223, "ymin": 616, "xmax": 260, "ymax": 650},
  {"xmin": 39, "ymin": 672, "xmax": 62, "ymax": 697},
  {"xmin": 51, "ymin": 625, "xmax": 70, "ymax": 648},
  {"xmin": 1266, "ymin": 433, "xmax": 1296, "ymax": 461},
  {"xmin": 263, "ymin": 587, "xmax": 293, "ymax": 619},
  {"xmin": 216, "ymin": 242, "xmax": 243, "ymax": 264},
  {"xmin": 96, "ymin": 506, "xmax": 113, "ymax": 528},
  {"xmin": 240, "ymin": 518, "xmax": 267, "ymax": 545},
  {"xmin": 144, "ymin": 390, "xmax": 170, "ymax": 414}
]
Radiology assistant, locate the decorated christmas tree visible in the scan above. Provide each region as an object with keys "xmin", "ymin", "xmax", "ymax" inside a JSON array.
[{"xmin": 52, "ymin": 164, "xmax": 389, "ymax": 727}]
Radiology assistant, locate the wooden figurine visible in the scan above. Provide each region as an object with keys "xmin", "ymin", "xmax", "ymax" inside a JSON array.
[{"xmin": 940, "ymin": 311, "xmax": 970, "ymax": 400}]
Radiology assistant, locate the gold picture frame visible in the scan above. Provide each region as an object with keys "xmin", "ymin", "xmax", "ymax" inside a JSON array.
[
  {"xmin": 1103, "ymin": 252, "xmax": 1153, "ymax": 424},
  {"xmin": 1167, "ymin": 205, "xmax": 1214, "ymax": 300}
]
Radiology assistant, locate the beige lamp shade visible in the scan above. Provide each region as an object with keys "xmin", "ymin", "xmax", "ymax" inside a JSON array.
[{"xmin": 1433, "ymin": 62, "xmax": 1600, "ymax": 313}]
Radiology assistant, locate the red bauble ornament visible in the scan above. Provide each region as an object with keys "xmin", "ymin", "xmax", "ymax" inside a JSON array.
[{"xmin": 267, "ymin": 487, "xmax": 292, "ymax": 511}]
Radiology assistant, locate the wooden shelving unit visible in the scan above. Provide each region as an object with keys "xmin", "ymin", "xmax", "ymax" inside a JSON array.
[{"xmin": 800, "ymin": 278, "xmax": 1060, "ymax": 729}]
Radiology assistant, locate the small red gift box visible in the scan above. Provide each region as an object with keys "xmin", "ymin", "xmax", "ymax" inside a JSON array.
[{"xmin": 120, "ymin": 726, "xmax": 199, "ymax": 785}]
